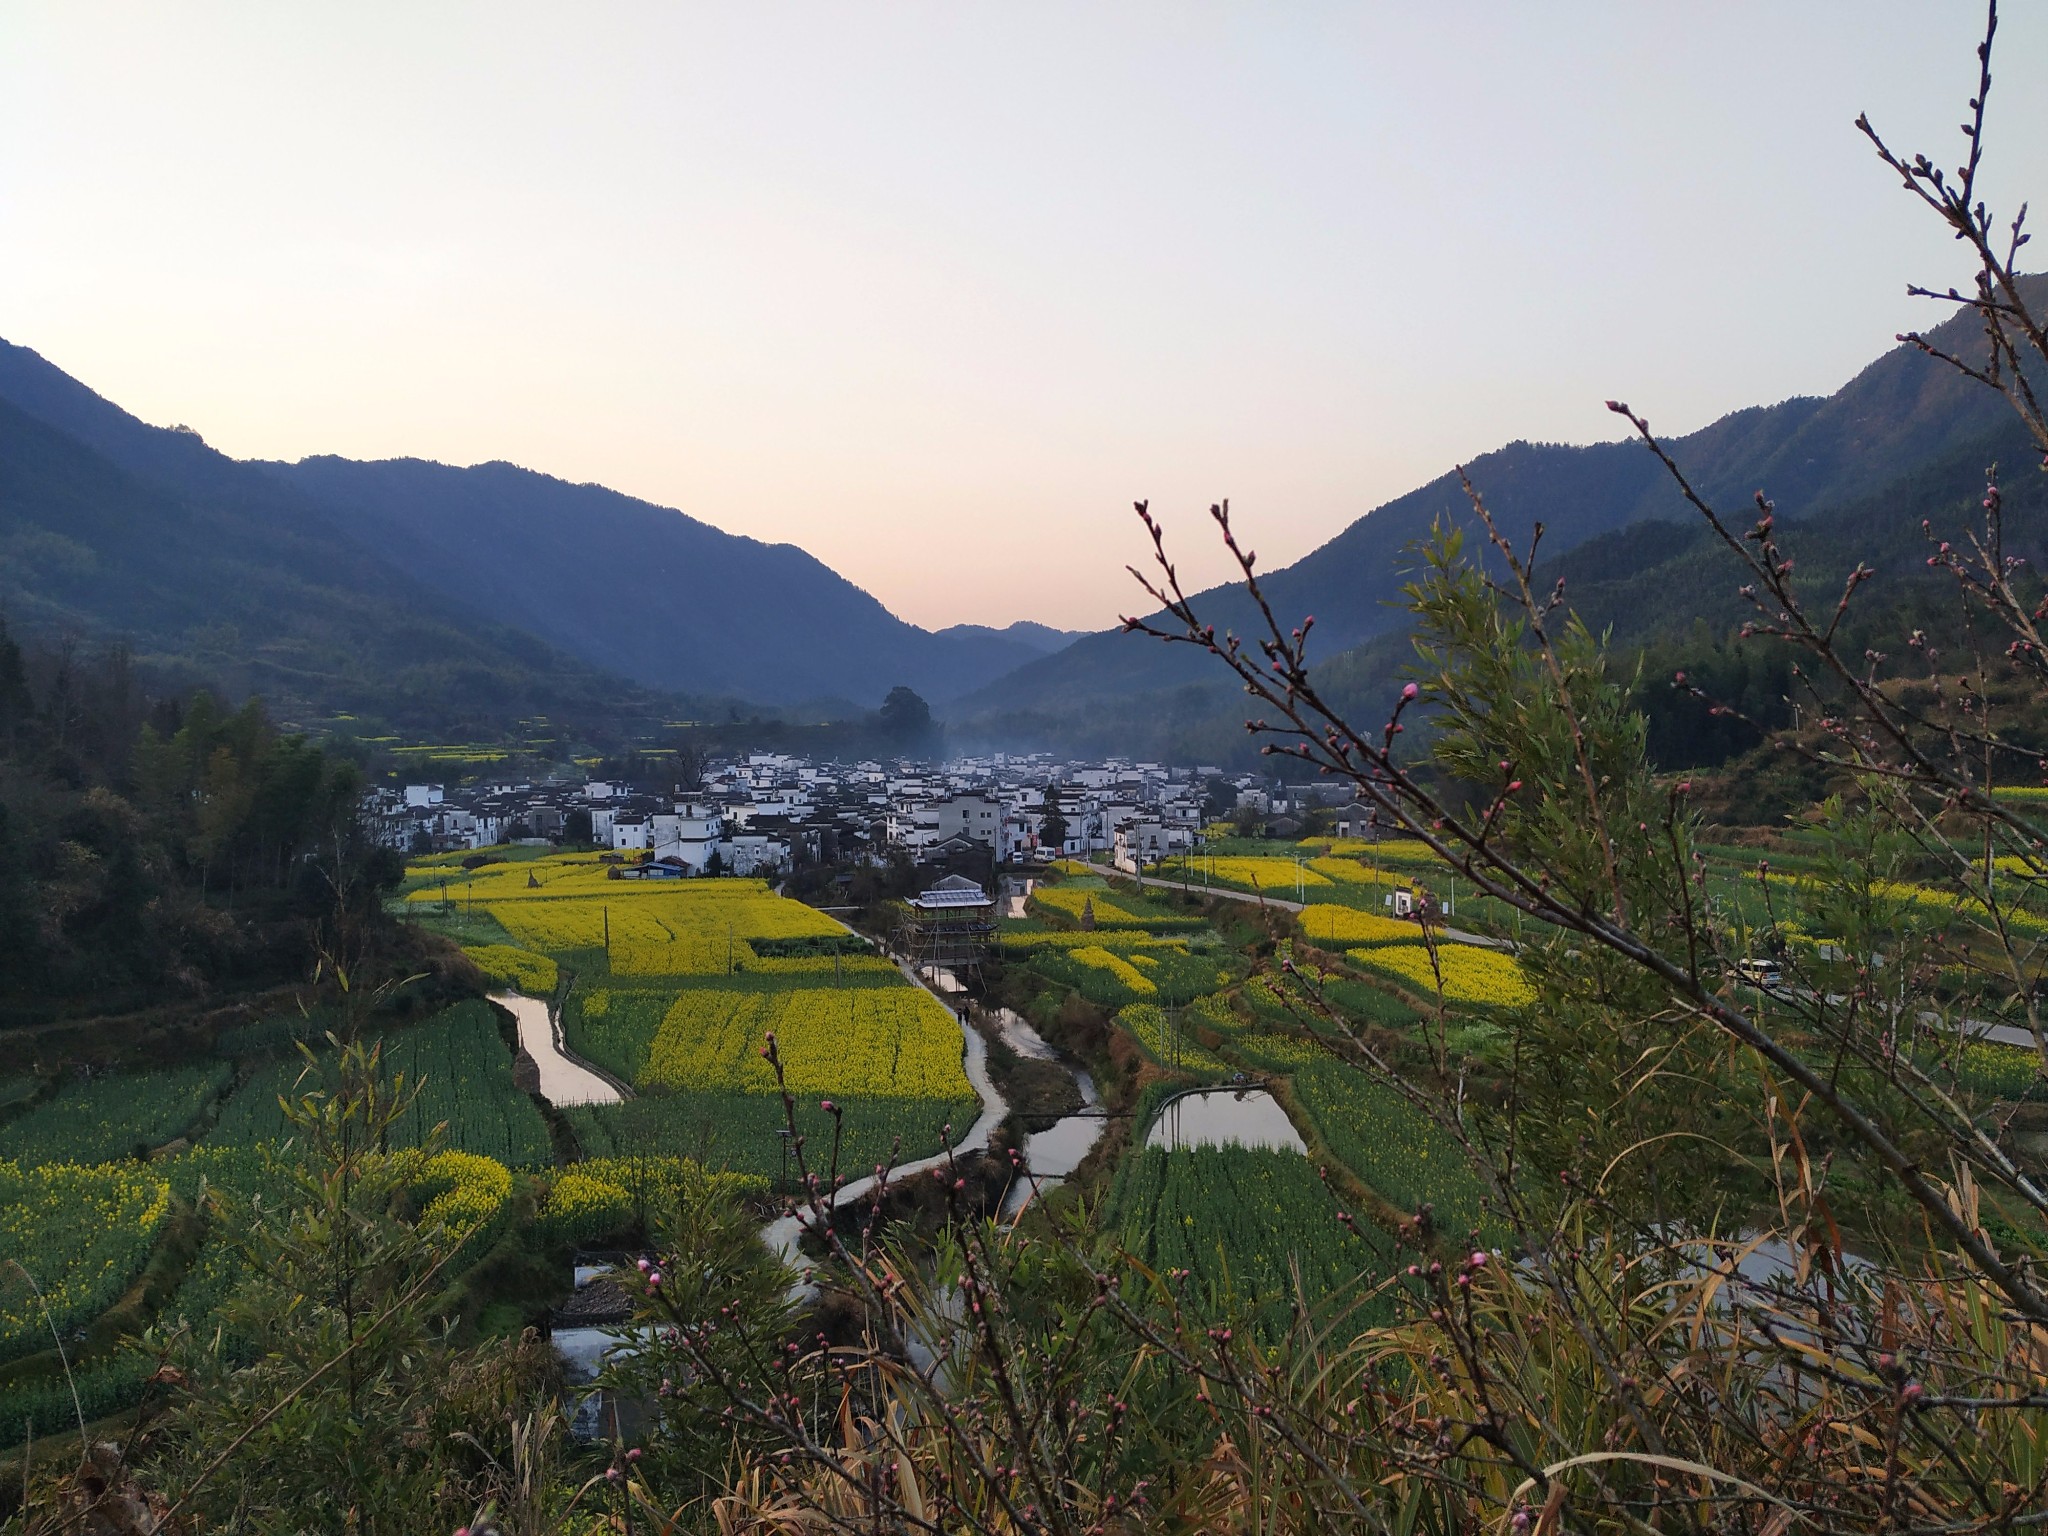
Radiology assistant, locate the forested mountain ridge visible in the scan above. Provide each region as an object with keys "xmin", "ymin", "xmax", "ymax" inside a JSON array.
[
  {"xmin": 957, "ymin": 281, "xmax": 2044, "ymax": 729},
  {"xmin": 0, "ymin": 338, "xmax": 1067, "ymax": 719},
  {"xmin": 0, "ymin": 344, "xmax": 722, "ymax": 739},
  {"xmin": 261, "ymin": 454, "xmax": 1059, "ymax": 706}
]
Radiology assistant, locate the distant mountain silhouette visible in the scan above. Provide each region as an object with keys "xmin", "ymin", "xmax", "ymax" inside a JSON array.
[
  {"xmin": 5, "ymin": 275, "xmax": 2036, "ymax": 752},
  {"xmin": 933, "ymin": 620, "xmax": 1078, "ymax": 656},
  {"xmin": 0, "ymin": 340, "xmax": 1067, "ymax": 713},
  {"xmin": 261, "ymin": 457, "xmax": 1060, "ymax": 706},
  {"xmin": 0, "ymin": 354, "xmax": 700, "ymax": 737},
  {"xmin": 954, "ymin": 281, "xmax": 2043, "ymax": 729}
]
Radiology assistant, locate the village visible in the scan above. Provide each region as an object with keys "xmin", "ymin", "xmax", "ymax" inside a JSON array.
[{"xmin": 364, "ymin": 751, "xmax": 1378, "ymax": 882}]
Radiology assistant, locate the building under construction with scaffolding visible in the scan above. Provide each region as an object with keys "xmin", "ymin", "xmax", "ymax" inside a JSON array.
[{"xmin": 898, "ymin": 874, "xmax": 997, "ymax": 985}]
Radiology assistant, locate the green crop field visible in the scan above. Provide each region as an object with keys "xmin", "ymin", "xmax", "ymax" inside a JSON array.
[
  {"xmin": 211, "ymin": 1002, "xmax": 552, "ymax": 1167},
  {"xmin": 0, "ymin": 1161, "xmax": 173, "ymax": 1365},
  {"xmin": 1227, "ymin": 1030, "xmax": 1494, "ymax": 1242},
  {"xmin": 0, "ymin": 1062, "xmax": 234, "ymax": 1167},
  {"xmin": 565, "ymin": 1089, "xmax": 981, "ymax": 1185},
  {"xmin": 1109, "ymin": 1144, "xmax": 1392, "ymax": 1336}
]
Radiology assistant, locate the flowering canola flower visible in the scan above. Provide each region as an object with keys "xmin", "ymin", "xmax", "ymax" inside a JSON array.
[
  {"xmin": 462, "ymin": 944, "xmax": 559, "ymax": 995},
  {"xmin": 1299, "ymin": 907, "xmax": 1419, "ymax": 948},
  {"xmin": 640, "ymin": 987, "xmax": 972, "ymax": 1100},
  {"xmin": 1068, "ymin": 946, "xmax": 1158, "ymax": 997},
  {"xmin": 535, "ymin": 1156, "xmax": 765, "ymax": 1243},
  {"xmin": 1027, "ymin": 885, "xmax": 1204, "ymax": 932},
  {"xmin": 0, "ymin": 1161, "xmax": 173, "ymax": 1363},
  {"xmin": 1348, "ymin": 943, "xmax": 1535, "ymax": 1009},
  {"xmin": 1116, "ymin": 1004, "xmax": 1229, "ymax": 1073},
  {"xmin": 1153, "ymin": 856, "xmax": 1333, "ymax": 894}
]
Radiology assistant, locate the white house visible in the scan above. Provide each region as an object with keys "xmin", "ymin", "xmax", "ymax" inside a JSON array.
[
  {"xmin": 725, "ymin": 832, "xmax": 789, "ymax": 876},
  {"xmin": 611, "ymin": 813, "xmax": 651, "ymax": 852},
  {"xmin": 932, "ymin": 794, "xmax": 1002, "ymax": 849},
  {"xmin": 1112, "ymin": 819, "xmax": 1189, "ymax": 874},
  {"xmin": 650, "ymin": 801, "xmax": 725, "ymax": 873}
]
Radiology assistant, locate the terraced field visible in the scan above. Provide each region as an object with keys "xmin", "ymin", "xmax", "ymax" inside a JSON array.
[
  {"xmin": 0, "ymin": 1063, "xmax": 233, "ymax": 1166},
  {"xmin": 404, "ymin": 851, "xmax": 986, "ymax": 1176},
  {"xmin": 211, "ymin": 1001, "xmax": 553, "ymax": 1167},
  {"xmin": 1109, "ymin": 1144, "xmax": 1392, "ymax": 1334}
]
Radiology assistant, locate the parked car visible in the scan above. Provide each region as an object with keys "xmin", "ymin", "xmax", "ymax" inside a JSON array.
[{"xmin": 1735, "ymin": 957, "xmax": 1783, "ymax": 991}]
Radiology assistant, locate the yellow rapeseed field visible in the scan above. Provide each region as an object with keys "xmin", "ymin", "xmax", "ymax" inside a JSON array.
[
  {"xmin": 1303, "ymin": 856, "xmax": 1399, "ymax": 888},
  {"xmin": 427, "ymin": 869, "xmax": 845, "ymax": 975},
  {"xmin": 0, "ymin": 1161, "xmax": 173, "ymax": 1359},
  {"xmin": 1298, "ymin": 906, "xmax": 1417, "ymax": 947},
  {"xmin": 462, "ymin": 944, "xmax": 559, "ymax": 995},
  {"xmin": 1156, "ymin": 856, "xmax": 1333, "ymax": 894},
  {"xmin": 1069, "ymin": 946, "xmax": 1158, "ymax": 996},
  {"xmin": 640, "ymin": 987, "xmax": 973, "ymax": 1100},
  {"xmin": 1348, "ymin": 943, "xmax": 1535, "ymax": 1009}
]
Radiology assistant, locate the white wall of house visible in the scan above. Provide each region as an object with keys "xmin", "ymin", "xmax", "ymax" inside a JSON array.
[{"xmin": 933, "ymin": 794, "xmax": 1001, "ymax": 848}]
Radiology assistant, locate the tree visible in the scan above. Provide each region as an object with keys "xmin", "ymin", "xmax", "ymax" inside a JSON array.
[
  {"xmin": 1039, "ymin": 784, "xmax": 1068, "ymax": 852},
  {"xmin": 563, "ymin": 806, "xmax": 593, "ymax": 846},
  {"xmin": 876, "ymin": 684, "xmax": 931, "ymax": 742}
]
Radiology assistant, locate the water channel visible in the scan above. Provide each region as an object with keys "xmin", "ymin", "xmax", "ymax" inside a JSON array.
[
  {"xmin": 991, "ymin": 1006, "xmax": 1108, "ymax": 1216},
  {"xmin": 1144, "ymin": 1086, "xmax": 1306, "ymax": 1154}
]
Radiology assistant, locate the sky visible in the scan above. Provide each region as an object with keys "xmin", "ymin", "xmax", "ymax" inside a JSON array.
[{"xmin": 4, "ymin": 3, "xmax": 2045, "ymax": 634}]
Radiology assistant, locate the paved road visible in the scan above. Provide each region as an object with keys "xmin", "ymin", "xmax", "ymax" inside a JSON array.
[
  {"xmin": 492, "ymin": 991, "xmax": 624, "ymax": 1106},
  {"xmin": 1111, "ymin": 864, "xmax": 1508, "ymax": 949}
]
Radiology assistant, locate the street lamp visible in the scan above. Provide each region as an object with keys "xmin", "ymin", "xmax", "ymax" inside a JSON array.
[{"xmin": 774, "ymin": 1127, "xmax": 794, "ymax": 1196}]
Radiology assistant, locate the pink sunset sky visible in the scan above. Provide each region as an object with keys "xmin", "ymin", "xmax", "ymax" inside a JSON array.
[{"xmin": 4, "ymin": 2, "xmax": 2044, "ymax": 632}]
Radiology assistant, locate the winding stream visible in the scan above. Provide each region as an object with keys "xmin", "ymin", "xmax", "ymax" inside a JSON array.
[{"xmin": 992, "ymin": 1006, "xmax": 1108, "ymax": 1216}]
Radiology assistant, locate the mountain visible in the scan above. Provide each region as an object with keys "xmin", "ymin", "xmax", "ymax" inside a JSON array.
[
  {"xmin": 957, "ymin": 285, "xmax": 2039, "ymax": 730},
  {"xmin": 258, "ymin": 457, "xmax": 1050, "ymax": 708},
  {"xmin": 0, "ymin": 339, "xmax": 1065, "ymax": 714},
  {"xmin": 0, "ymin": 344, "xmax": 712, "ymax": 738},
  {"xmin": 933, "ymin": 620, "xmax": 1078, "ymax": 656}
]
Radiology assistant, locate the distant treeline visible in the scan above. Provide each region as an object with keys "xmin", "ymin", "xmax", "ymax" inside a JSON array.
[{"xmin": 0, "ymin": 615, "xmax": 401, "ymax": 1023}]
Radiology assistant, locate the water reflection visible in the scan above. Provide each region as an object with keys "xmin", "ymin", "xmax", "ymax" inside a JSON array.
[{"xmin": 1145, "ymin": 1088, "xmax": 1306, "ymax": 1154}]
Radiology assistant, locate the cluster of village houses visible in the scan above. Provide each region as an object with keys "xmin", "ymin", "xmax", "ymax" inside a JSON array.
[{"xmin": 366, "ymin": 752, "xmax": 1367, "ymax": 877}]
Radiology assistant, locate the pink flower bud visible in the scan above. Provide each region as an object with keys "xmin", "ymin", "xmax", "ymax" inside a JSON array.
[{"xmin": 1401, "ymin": 683, "xmax": 1419, "ymax": 700}]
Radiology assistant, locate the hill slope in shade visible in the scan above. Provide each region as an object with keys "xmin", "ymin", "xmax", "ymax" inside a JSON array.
[
  {"xmin": 0, "ymin": 347, "xmax": 708, "ymax": 736},
  {"xmin": 959, "ymin": 285, "xmax": 2037, "ymax": 721},
  {"xmin": 0, "ymin": 338, "xmax": 1064, "ymax": 712},
  {"xmin": 258, "ymin": 456, "xmax": 1052, "ymax": 707}
]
